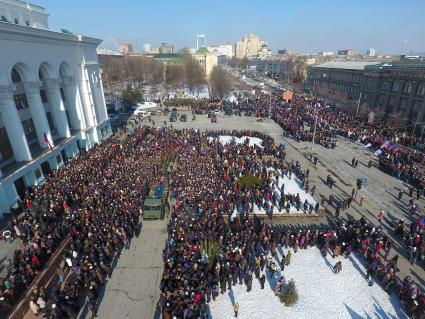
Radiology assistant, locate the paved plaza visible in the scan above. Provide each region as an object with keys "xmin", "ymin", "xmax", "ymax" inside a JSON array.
[
  {"xmin": 2, "ymin": 111, "xmax": 424, "ymax": 318},
  {"xmin": 147, "ymin": 111, "xmax": 425, "ymax": 290}
]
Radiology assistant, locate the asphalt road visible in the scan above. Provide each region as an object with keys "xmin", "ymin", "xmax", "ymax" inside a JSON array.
[{"xmin": 85, "ymin": 219, "xmax": 168, "ymax": 319}]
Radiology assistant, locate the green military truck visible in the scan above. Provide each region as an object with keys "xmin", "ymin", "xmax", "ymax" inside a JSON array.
[
  {"xmin": 143, "ymin": 181, "xmax": 168, "ymax": 220},
  {"xmin": 143, "ymin": 197, "xmax": 164, "ymax": 219}
]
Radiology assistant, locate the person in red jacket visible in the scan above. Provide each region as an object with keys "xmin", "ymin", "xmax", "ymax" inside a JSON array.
[{"xmin": 377, "ymin": 210, "xmax": 385, "ymax": 224}]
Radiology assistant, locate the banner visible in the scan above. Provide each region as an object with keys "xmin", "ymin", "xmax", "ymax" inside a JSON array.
[{"xmin": 374, "ymin": 149, "xmax": 382, "ymax": 157}]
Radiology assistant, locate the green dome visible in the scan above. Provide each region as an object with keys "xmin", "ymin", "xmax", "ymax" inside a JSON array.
[{"xmin": 197, "ymin": 47, "xmax": 210, "ymax": 53}]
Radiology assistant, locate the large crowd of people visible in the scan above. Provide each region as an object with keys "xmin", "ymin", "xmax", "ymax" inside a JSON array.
[
  {"xmin": 158, "ymin": 126, "xmax": 424, "ymax": 318},
  {"xmin": 231, "ymin": 91, "xmax": 425, "ymax": 189},
  {"xmin": 0, "ymin": 128, "xmax": 170, "ymax": 317},
  {"xmin": 1, "ymin": 87, "xmax": 425, "ymax": 318}
]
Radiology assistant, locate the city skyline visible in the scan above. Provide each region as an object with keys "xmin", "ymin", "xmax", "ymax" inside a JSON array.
[{"xmin": 36, "ymin": 0, "xmax": 425, "ymax": 55}]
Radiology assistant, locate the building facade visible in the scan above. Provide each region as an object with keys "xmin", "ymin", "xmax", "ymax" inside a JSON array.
[
  {"xmin": 0, "ymin": 0, "xmax": 111, "ymax": 216},
  {"xmin": 251, "ymin": 59, "xmax": 289, "ymax": 81},
  {"xmin": 235, "ymin": 33, "xmax": 269, "ymax": 60},
  {"xmin": 362, "ymin": 58, "xmax": 425, "ymax": 124},
  {"xmin": 0, "ymin": 0, "xmax": 48, "ymax": 29},
  {"xmin": 159, "ymin": 43, "xmax": 173, "ymax": 54},
  {"xmin": 192, "ymin": 49, "xmax": 218, "ymax": 79},
  {"xmin": 307, "ymin": 61, "xmax": 379, "ymax": 102},
  {"xmin": 367, "ymin": 48, "xmax": 376, "ymax": 58}
]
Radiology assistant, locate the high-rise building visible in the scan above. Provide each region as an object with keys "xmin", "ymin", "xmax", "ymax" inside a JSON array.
[
  {"xmin": 367, "ymin": 48, "xmax": 376, "ymax": 57},
  {"xmin": 119, "ymin": 42, "xmax": 134, "ymax": 54},
  {"xmin": 159, "ymin": 43, "xmax": 173, "ymax": 54},
  {"xmin": 196, "ymin": 34, "xmax": 207, "ymax": 50},
  {"xmin": 235, "ymin": 33, "xmax": 269, "ymax": 59},
  {"xmin": 0, "ymin": 0, "xmax": 111, "ymax": 215}
]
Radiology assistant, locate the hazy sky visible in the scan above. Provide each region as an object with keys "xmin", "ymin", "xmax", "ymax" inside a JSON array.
[{"xmin": 37, "ymin": 0, "xmax": 425, "ymax": 55}]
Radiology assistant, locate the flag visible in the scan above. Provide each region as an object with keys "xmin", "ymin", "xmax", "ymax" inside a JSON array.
[{"xmin": 43, "ymin": 133, "xmax": 54, "ymax": 152}]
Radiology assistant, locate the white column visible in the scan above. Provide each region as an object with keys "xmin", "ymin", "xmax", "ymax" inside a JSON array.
[
  {"xmin": 79, "ymin": 66, "xmax": 96, "ymax": 128},
  {"xmin": 23, "ymin": 81, "xmax": 53, "ymax": 148},
  {"xmin": 0, "ymin": 85, "xmax": 32, "ymax": 161},
  {"xmin": 62, "ymin": 76, "xmax": 85, "ymax": 130},
  {"xmin": 44, "ymin": 79, "xmax": 71, "ymax": 138}
]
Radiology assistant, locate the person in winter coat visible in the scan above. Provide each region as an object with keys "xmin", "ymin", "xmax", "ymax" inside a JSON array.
[
  {"xmin": 333, "ymin": 261, "xmax": 342, "ymax": 274},
  {"xmin": 234, "ymin": 302, "xmax": 240, "ymax": 317},
  {"xmin": 259, "ymin": 274, "xmax": 266, "ymax": 289},
  {"xmin": 285, "ymin": 251, "xmax": 292, "ymax": 266},
  {"xmin": 29, "ymin": 298, "xmax": 39, "ymax": 316},
  {"xmin": 409, "ymin": 246, "xmax": 418, "ymax": 265},
  {"xmin": 333, "ymin": 244, "xmax": 341, "ymax": 258},
  {"xmin": 269, "ymin": 262, "xmax": 276, "ymax": 278},
  {"xmin": 343, "ymin": 244, "xmax": 352, "ymax": 258},
  {"xmin": 366, "ymin": 258, "xmax": 380, "ymax": 286},
  {"xmin": 280, "ymin": 253, "xmax": 286, "ymax": 271},
  {"xmin": 377, "ymin": 210, "xmax": 385, "ymax": 224},
  {"xmin": 245, "ymin": 270, "xmax": 253, "ymax": 292}
]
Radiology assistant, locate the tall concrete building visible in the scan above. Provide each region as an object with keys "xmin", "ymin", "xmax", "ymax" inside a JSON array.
[
  {"xmin": 159, "ymin": 43, "xmax": 173, "ymax": 54},
  {"xmin": 367, "ymin": 48, "xmax": 376, "ymax": 57},
  {"xmin": 119, "ymin": 42, "xmax": 133, "ymax": 54},
  {"xmin": 235, "ymin": 33, "xmax": 268, "ymax": 59},
  {"xmin": 0, "ymin": 0, "xmax": 111, "ymax": 215}
]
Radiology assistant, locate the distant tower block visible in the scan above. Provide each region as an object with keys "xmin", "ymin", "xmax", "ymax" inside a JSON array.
[{"xmin": 197, "ymin": 34, "xmax": 206, "ymax": 50}]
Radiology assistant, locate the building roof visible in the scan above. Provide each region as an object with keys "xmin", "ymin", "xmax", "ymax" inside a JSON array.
[
  {"xmin": 197, "ymin": 47, "xmax": 210, "ymax": 54},
  {"xmin": 153, "ymin": 53, "xmax": 181, "ymax": 59},
  {"xmin": 311, "ymin": 61, "xmax": 380, "ymax": 70},
  {"xmin": 97, "ymin": 48, "xmax": 122, "ymax": 56},
  {"xmin": 365, "ymin": 58, "xmax": 425, "ymax": 71}
]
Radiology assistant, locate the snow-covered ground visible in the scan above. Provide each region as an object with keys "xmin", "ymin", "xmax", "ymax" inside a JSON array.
[
  {"xmin": 207, "ymin": 136, "xmax": 264, "ymax": 148},
  {"xmin": 254, "ymin": 169, "xmax": 318, "ymax": 215},
  {"xmin": 209, "ymin": 248, "xmax": 408, "ymax": 319}
]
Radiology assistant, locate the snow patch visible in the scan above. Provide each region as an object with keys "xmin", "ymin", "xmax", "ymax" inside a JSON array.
[
  {"xmin": 209, "ymin": 248, "xmax": 407, "ymax": 319},
  {"xmin": 208, "ymin": 136, "xmax": 264, "ymax": 148},
  {"xmin": 253, "ymin": 169, "xmax": 318, "ymax": 215}
]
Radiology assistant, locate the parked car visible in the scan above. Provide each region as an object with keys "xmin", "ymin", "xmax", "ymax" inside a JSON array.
[{"xmin": 180, "ymin": 114, "xmax": 187, "ymax": 122}]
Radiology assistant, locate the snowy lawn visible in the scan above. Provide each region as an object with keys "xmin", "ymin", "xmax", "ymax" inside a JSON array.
[
  {"xmin": 207, "ymin": 136, "xmax": 264, "ymax": 148},
  {"xmin": 253, "ymin": 169, "xmax": 318, "ymax": 215},
  {"xmin": 208, "ymin": 248, "xmax": 408, "ymax": 319}
]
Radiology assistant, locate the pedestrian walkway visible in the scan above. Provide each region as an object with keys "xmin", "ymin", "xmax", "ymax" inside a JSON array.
[{"xmin": 90, "ymin": 218, "xmax": 168, "ymax": 319}]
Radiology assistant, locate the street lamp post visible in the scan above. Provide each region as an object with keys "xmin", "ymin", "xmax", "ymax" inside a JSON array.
[
  {"xmin": 355, "ymin": 91, "xmax": 362, "ymax": 117},
  {"xmin": 311, "ymin": 102, "xmax": 319, "ymax": 150}
]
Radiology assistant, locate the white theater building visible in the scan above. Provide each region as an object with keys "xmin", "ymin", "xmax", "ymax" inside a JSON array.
[{"xmin": 0, "ymin": 0, "xmax": 111, "ymax": 216}]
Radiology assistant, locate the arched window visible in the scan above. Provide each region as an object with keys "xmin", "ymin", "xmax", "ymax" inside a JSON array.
[
  {"xmin": 417, "ymin": 83, "xmax": 425, "ymax": 96},
  {"xmin": 11, "ymin": 68, "xmax": 22, "ymax": 83}
]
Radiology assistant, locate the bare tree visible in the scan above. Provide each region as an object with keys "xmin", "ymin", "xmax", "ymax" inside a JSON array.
[
  {"xmin": 388, "ymin": 110, "xmax": 404, "ymax": 130},
  {"xmin": 183, "ymin": 56, "xmax": 206, "ymax": 95},
  {"xmin": 209, "ymin": 66, "xmax": 234, "ymax": 99},
  {"xmin": 164, "ymin": 64, "xmax": 184, "ymax": 96},
  {"xmin": 287, "ymin": 56, "xmax": 308, "ymax": 87},
  {"xmin": 358, "ymin": 102, "xmax": 372, "ymax": 117}
]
